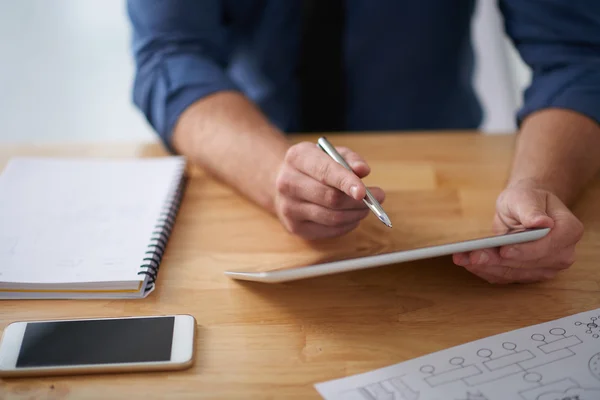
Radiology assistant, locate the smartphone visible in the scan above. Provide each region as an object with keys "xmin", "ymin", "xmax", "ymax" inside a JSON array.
[{"xmin": 0, "ymin": 314, "xmax": 196, "ymax": 378}]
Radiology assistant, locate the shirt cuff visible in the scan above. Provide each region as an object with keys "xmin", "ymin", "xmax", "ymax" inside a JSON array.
[
  {"xmin": 137, "ymin": 53, "xmax": 241, "ymax": 152},
  {"xmin": 517, "ymin": 63, "xmax": 600, "ymax": 128}
]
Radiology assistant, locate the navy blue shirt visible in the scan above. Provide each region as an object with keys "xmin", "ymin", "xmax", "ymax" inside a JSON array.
[{"xmin": 126, "ymin": 1, "xmax": 600, "ymax": 148}]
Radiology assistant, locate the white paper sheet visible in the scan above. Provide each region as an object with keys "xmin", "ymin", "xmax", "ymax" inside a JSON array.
[
  {"xmin": 315, "ymin": 307, "xmax": 600, "ymax": 400},
  {"xmin": 0, "ymin": 157, "xmax": 184, "ymax": 285}
]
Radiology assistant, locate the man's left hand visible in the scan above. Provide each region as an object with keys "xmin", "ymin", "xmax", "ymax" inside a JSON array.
[{"xmin": 453, "ymin": 181, "xmax": 584, "ymax": 283}]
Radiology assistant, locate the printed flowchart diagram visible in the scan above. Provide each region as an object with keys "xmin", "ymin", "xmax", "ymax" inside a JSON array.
[{"xmin": 321, "ymin": 309, "xmax": 600, "ymax": 400}]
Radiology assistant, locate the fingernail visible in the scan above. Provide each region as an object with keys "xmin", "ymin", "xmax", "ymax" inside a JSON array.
[
  {"xmin": 504, "ymin": 247, "xmax": 520, "ymax": 259},
  {"xmin": 455, "ymin": 255, "xmax": 469, "ymax": 266},
  {"xmin": 476, "ymin": 251, "xmax": 489, "ymax": 265},
  {"xmin": 350, "ymin": 185, "xmax": 360, "ymax": 199},
  {"xmin": 352, "ymin": 161, "xmax": 367, "ymax": 170}
]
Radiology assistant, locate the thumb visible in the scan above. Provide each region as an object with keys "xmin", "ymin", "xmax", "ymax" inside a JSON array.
[{"xmin": 510, "ymin": 191, "xmax": 555, "ymax": 229}]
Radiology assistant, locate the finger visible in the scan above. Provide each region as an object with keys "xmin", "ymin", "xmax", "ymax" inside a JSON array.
[
  {"xmin": 278, "ymin": 196, "xmax": 370, "ymax": 227},
  {"xmin": 300, "ymin": 202, "xmax": 371, "ymax": 227},
  {"xmin": 453, "ymin": 249, "xmax": 502, "ymax": 268},
  {"xmin": 314, "ymin": 185, "xmax": 384, "ymax": 210},
  {"xmin": 336, "ymin": 147, "xmax": 371, "ymax": 178},
  {"xmin": 295, "ymin": 184, "xmax": 384, "ymax": 211},
  {"xmin": 456, "ymin": 251, "xmax": 514, "ymax": 283},
  {"xmin": 468, "ymin": 248, "xmax": 503, "ymax": 266},
  {"xmin": 499, "ymin": 238, "xmax": 555, "ymax": 262},
  {"xmin": 467, "ymin": 245, "xmax": 576, "ymax": 270},
  {"xmin": 457, "ymin": 250, "xmax": 555, "ymax": 283},
  {"xmin": 499, "ymin": 237, "xmax": 578, "ymax": 268},
  {"xmin": 277, "ymin": 167, "xmax": 355, "ymax": 208},
  {"xmin": 456, "ymin": 240, "xmax": 569, "ymax": 283},
  {"xmin": 452, "ymin": 252, "xmax": 470, "ymax": 267},
  {"xmin": 289, "ymin": 220, "xmax": 361, "ymax": 240},
  {"xmin": 471, "ymin": 264, "xmax": 559, "ymax": 282},
  {"xmin": 286, "ymin": 142, "xmax": 366, "ymax": 200},
  {"xmin": 277, "ymin": 167, "xmax": 385, "ymax": 209},
  {"xmin": 277, "ymin": 197, "xmax": 360, "ymax": 239},
  {"xmin": 462, "ymin": 261, "xmax": 558, "ymax": 283}
]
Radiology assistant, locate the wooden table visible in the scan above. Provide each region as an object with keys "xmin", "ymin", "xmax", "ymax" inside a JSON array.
[{"xmin": 1, "ymin": 132, "xmax": 599, "ymax": 399}]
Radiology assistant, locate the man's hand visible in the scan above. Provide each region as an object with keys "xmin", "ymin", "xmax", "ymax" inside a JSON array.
[
  {"xmin": 274, "ymin": 142, "xmax": 385, "ymax": 239},
  {"xmin": 453, "ymin": 181, "xmax": 584, "ymax": 284}
]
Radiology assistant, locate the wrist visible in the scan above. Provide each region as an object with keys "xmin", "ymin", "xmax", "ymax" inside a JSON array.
[
  {"xmin": 506, "ymin": 176, "xmax": 570, "ymax": 205},
  {"xmin": 507, "ymin": 109, "xmax": 600, "ymax": 208},
  {"xmin": 172, "ymin": 92, "xmax": 291, "ymax": 216}
]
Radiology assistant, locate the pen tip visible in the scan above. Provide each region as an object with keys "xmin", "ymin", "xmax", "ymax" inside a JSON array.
[{"xmin": 378, "ymin": 214, "xmax": 393, "ymax": 228}]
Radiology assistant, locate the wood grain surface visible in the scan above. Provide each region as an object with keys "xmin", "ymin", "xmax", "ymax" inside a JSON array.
[{"xmin": 1, "ymin": 132, "xmax": 599, "ymax": 399}]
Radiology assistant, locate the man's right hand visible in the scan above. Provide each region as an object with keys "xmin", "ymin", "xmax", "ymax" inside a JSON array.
[{"xmin": 274, "ymin": 142, "xmax": 386, "ymax": 239}]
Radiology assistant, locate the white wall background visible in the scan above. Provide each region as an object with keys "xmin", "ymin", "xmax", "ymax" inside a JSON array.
[
  {"xmin": 0, "ymin": 0, "xmax": 154, "ymax": 143},
  {"xmin": 472, "ymin": 0, "xmax": 532, "ymax": 134},
  {"xmin": 0, "ymin": 0, "xmax": 532, "ymax": 143}
]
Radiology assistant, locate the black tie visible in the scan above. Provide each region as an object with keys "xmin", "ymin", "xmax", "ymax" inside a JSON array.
[{"xmin": 298, "ymin": 0, "xmax": 345, "ymax": 133}]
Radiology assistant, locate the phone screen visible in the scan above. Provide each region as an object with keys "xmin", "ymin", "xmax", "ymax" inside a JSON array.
[{"xmin": 16, "ymin": 316, "xmax": 174, "ymax": 368}]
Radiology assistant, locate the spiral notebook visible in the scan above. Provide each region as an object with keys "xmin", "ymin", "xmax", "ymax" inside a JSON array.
[{"xmin": 0, "ymin": 156, "xmax": 186, "ymax": 299}]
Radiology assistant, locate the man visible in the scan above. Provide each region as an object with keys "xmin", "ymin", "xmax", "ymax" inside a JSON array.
[{"xmin": 126, "ymin": 1, "xmax": 600, "ymax": 284}]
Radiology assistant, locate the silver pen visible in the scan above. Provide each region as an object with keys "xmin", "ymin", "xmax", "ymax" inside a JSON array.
[{"xmin": 316, "ymin": 136, "xmax": 392, "ymax": 228}]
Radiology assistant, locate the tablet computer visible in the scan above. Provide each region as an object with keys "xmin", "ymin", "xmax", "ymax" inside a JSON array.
[{"xmin": 224, "ymin": 227, "xmax": 550, "ymax": 283}]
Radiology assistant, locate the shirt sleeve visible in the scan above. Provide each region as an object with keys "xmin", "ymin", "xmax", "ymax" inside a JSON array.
[
  {"xmin": 126, "ymin": 0, "xmax": 240, "ymax": 150},
  {"xmin": 499, "ymin": 0, "xmax": 600, "ymax": 127}
]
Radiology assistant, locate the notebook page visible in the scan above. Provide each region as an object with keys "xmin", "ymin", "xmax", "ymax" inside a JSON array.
[{"xmin": 0, "ymin": 157, "xmax": 184, "ymax": 285}]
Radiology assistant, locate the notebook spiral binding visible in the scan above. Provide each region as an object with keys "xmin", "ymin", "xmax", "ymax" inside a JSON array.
[{"xmin": 138, "ymin": 168, "xmax": 187, "ymax": 292}]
